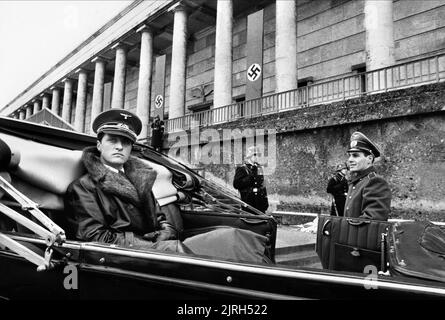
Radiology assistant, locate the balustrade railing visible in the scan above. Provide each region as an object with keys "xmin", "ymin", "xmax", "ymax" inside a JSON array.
[{"xmin": 166, "ymin": 53, "xmax": 445, "ymax": 132}]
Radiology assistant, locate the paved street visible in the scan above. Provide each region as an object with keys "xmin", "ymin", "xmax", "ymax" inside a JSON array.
[{"xmin": 275, "ymin": 222, "xmax": 321, "ymax": 269}]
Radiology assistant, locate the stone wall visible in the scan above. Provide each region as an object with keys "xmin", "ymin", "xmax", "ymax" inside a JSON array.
[
  {"xmin": 394, "ymin": 0, "xmax": 445, "ymax": 61},
  {"xmin": 124, "ymin": 65, "xmax": 139, "ymax": 112},
  {"xmin": 163, "ymin": 82, "xmax": 445, "ymax": 221},
  {"xmin": 296, "ymin": 0, "xmax": 366, "ymax": 79}
]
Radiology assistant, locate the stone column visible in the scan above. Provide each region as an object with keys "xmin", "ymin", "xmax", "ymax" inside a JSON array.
[
  {"xmin": 19, "ymin": 109, "xmax": 25, "ymax": 120},
  {"xmin": 91, "ymin": 57, "xmax": 106, "ymax": 128},
  {"xmin": 74, "ymin": 69, "xmax": 88, "ymax": 132},
  {"xmin": 25, "ymin": 105, "xmax": 32, "ymax": 119},
  {"xmin": 51, "ymin": 87, "xmax": 61, "ymax": 115},
  {"xmin": 111, "ymin": 43, "xmax": 127, "ymax": 109},
  {"xmin": 32, "ymin": 99, "xmax": 41, "ymax": 114},
  {"xmin": 168, "ymin": 5, "xmax": 188, "ymax": 119},
  {"xmin": 214, "ymin": 0, "xmax": 233, "ymax": 109},
  {"xmin": 41, "ymin": 93, "xmax": 50, "ymax": 109},
  {"xmin": 275, "ymin": 0, "xmax": 298, "ymax": 93},
  {"xmin": 61, "ymin": 78, "xmax": 74, "ymax": 123},
  {"xmin": 136, "ymin": 25, "xmax": 153, "ymax": 140},
  {"xmin": 364, "ymin": 0, "xmax": 394, "ymax": 71}
]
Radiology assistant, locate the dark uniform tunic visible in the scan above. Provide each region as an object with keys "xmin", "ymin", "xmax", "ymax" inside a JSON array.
[
  {"xmin": 326, "ymin": 171, "xmax": 348, "ymax": 216},
  {"xmin": 151, "ymin": 119, "xmax": 164, "ymax": 151},
  {"xmin": 233, "ymin": 162, "xmax": 269, "ymax": 213},
  {"xmin": 344, "ymin": 166, "xmax": 391, "ymax": 221}
]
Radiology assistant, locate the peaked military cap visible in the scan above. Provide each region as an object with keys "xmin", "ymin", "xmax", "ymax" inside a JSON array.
[
  {"xmin": 347, "ymin": 131, "xmax": 381, "ymax": 158},
  {"xmin": 92, "ymin": 109, "xmax": 142, "ymax": 142}
]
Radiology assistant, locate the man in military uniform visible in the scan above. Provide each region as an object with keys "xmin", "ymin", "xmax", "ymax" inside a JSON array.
[
  {"xmin": 64, "ymin": 109, "xmax": 186, "ymax": 252},
  {"xmin": 344, "ymin": 131, "xmax": 391, "ymax": 221},
  {"xmin": 150, "ymin": 115, "xmax": 164, "ymax": 152},
  {"xmin": 326, "ymin": 163, "xmax": 349, "ymax": 216},
  {"xmin": 233, "ymin": 146, "xmax": 269, "ymax": 213}
]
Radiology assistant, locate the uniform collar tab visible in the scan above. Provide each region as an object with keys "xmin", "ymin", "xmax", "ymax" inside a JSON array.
[{"xmin": 350, "ymin": 166, "xmax": 375, "ymax": 183}]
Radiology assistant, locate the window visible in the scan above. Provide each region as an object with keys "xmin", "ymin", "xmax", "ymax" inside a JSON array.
[
  {"xmin": 351, "ymin": 63, "xmax": 366, "ymax": 94},
  {"xmin": 234, "ymin": 95, "xmax": 245, "ymax": 117},
  {"xmin": 297, "ymin": 76, "xmax": 314, "ymax": 88}
]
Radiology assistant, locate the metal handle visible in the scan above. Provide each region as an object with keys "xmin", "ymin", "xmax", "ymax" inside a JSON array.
[
  {"xmin": 347, "ymin": 218, "xmax": 371, "ymax": 226},
  {"xmin": 322, "ymin": 220, "xmax": 331, "ymax": 236},
  {"xmin": 240, "ymin": 218, "xmax": 267, "ymax": 225},
  {"xmin": 380, "ymin": 231, "xmax": 388, "ymax": 272},
  {"xmin": 350, "ymin": 248, "xmax": 361, "ymax": 257}
]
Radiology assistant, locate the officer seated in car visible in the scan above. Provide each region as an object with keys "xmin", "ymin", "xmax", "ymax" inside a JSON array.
[{"xmin": 64, "ymin": 109, "xmax": 188, "ymax": 252}]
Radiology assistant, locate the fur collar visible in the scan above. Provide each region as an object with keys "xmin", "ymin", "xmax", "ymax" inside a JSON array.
[{"xmin": 81, "ymin": 146, "xmax": 157, "ymax": 207}]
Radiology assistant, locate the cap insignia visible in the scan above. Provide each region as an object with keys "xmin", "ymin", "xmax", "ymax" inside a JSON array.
[
  {"xmin": 120, "ymin": 113, "xmax": 132, "ymax": 120},
  {"xmin": 116, "ymin": 123, "xmax": 130, "ymax": 130},
  {"xmin": 350, "ymin": 140, "xmax": 357, "ymax": 148}
]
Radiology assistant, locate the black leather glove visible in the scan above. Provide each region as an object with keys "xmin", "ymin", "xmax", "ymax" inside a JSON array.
[
  {"xmin": 142, "ymin": 222, "xmax": 178, "ymax": 242},
  {"xmin": 157, "ymin": 222, "xmax": 178, "ymax": 241}
]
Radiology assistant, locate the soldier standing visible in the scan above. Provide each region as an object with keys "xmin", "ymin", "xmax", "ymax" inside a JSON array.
[
  {"xmin": 150, "ymin": 115, "xmax": 164, "ymax": 152},
  {"xmin": 233, "ymin": 146, "xmax": 269, "ymax": 213},
  {"xmin": 344, "ymin": 131, "xmax": 391, "ymax": 220}
]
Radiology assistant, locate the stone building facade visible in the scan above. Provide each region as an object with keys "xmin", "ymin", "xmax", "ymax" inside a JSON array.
[{"xmin": 1, "ymin": 0, "xmax": 445, "ymax": 219}]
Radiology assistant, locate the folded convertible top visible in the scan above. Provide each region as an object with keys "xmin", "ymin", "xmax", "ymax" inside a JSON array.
[{"xmin": 388, "ymin": 221, "xmax": 445, "ymax": 283}]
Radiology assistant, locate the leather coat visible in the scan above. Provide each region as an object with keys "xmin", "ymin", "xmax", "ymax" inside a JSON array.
[
  {"xmin": 344, "ymin": 166, "xmax": 391, "ymax": 220},
  {"xmin": 64, "ymin": 147, "xmax": 178, "ymax": 248}
]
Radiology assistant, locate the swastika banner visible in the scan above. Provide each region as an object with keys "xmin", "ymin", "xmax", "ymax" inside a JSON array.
[
  {"xmin": 245, "ymin": 9, "xmax": 264, "ymax": 103},
  {"xmin": 247, "ymin": 63, "xmax": 262, "ymax": 82},
  {"xmin": 152, "ymin": 54, "xmax": 166, "ymax": 121}
]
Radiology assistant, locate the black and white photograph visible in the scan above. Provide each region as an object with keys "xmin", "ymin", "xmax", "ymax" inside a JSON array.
[{"xmin": 0, "ymin": 0, "xmax": 444, "ymax": 304}]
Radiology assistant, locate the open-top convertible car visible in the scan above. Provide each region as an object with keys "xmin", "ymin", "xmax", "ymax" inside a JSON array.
[{"xmin": 0, "ymin": 116, "xmax": 444, "ymax": 300}]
